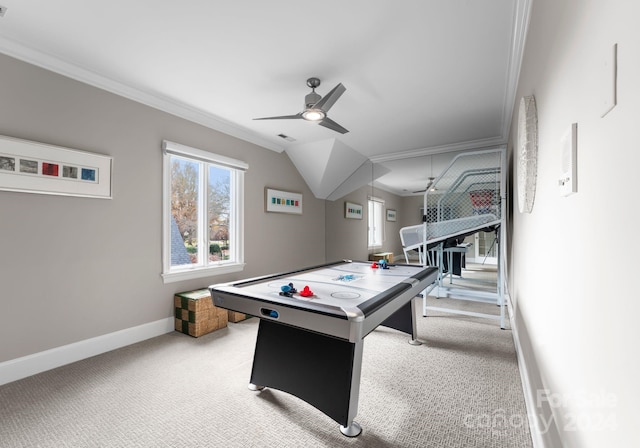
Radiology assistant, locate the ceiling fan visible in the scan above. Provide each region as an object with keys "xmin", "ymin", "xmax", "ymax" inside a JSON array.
[
  {"xmin": 254, "ymin": 77, "xmax": 349, "ymax": 134},
  {"xmin": 412, "ymin": 177, "xmax": 437, "ymax": 194}
]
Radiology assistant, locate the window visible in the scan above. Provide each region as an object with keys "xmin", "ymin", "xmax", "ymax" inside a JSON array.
[
  {"xmin": 368, "ymin": 197, "xmax": 385, "ymax": 248},
  {"xmin": 162, "ymin": 140, "xmax": 247, "ymax": 283}
]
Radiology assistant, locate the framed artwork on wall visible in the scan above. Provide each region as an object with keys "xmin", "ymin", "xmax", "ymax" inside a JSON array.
[
  {"xmin": 345, "ymin": 201, "xmax": 363, "ymax": 219},
  {"xmin": 265, "ymin": 188, "xmax": 302, "ymax": 214},
  {"xmin": 386, "ymin": 209, "xmax": 397, "ymax": 222},
  {"xmin": 0, "ymin": 134, "xmax": 113, "ymax": 199}
]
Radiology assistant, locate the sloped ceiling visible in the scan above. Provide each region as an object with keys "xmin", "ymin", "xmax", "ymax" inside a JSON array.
[{"xmin": 286, "ymin": 139, "xmax": 371, "ymax": 199}]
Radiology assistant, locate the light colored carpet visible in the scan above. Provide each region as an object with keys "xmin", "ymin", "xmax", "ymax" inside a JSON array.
[{"xmin": 0, "ymin": 268, "xmax": 532, "ymax": 447}]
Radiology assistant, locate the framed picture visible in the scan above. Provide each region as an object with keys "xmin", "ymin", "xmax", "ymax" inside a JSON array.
[
  {"xmin": 265, "ymin": 188, "xmax": 302, "ymax": 214},
  {"xmin": 386, "ymin": 209, "xmax": 397, "ymax": 222},
  {"xmin": 0, "ymin": 134, "xmax": 112, "ymax": 199},
  {"xmin": 345, "ymin": 201, "xmax": 363, "ymax": 219}
]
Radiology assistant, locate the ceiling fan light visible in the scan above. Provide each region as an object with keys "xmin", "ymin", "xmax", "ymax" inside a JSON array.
[{"xmin": 302, "ymin": 109, "xmax": 325, "ymax": 121}]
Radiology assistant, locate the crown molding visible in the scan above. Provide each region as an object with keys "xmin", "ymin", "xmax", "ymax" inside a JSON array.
[
  {"xmin": 0, "ymin": 36, "xmax": 284, "ymax": 153},
  {"xmin": 369, "ymin": 136, "xmax": 507, "ymax": 163},
  {"xmin": 500, "ymin": 0, "xmax": 534, "ymax": 140}
]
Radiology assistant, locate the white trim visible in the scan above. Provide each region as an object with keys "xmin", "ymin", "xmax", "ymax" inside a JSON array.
[
  {"xmin": 161, "ymin": 262, "xmax": 246, "ymax": 283},
  {"xmin": 508, "ymin": 295, "xmax": 547, "ymax": 448},
  {"xmin": 0, "ymin": 318, "xmax": 174, "ymax": 386},
  {"xmin": 500, "ymin": 0, "xmax": 534, "ymax": 140},
  {"xmin": 162, "ymin": 140, "xmax": 248, "ymax": 171},
  {"xmin": 162, "ymin": 143, "xmax": 246, "ymax": 279},
  {"xmin": 367, "ymin": 197, "xmax": 385, "ymax": 248},
  {"xmin": 369, "ymin": 139, "xmax": 506, "ymax": 163},
  {"xmin": 0, "ymin": 35, "xmax": 284, "ymax": 154},
  {"xmin": 232, "ymin": 170, "xmax": 245, "ymax": 263},
  {"xmin": 162, "ymin": 149, "xmax": 172, "ymax": 275},
  {"xmin": 466, "ymin": 257, "xmax": 498, "ymax": 265}
]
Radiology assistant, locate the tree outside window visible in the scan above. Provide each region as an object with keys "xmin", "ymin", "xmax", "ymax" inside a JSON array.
[
  {"xmin": 162, "ymin": 140, "xmax": 246, "ymax": 283},
  {"xmin": 170, "ymin": 157, "xmax": 233, "ymax": 266}
]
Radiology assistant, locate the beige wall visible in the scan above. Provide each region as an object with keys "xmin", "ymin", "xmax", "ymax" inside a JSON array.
[
  {"xmin": 324, "ymin": 149, "xmax": 499, "ymax": 265},
  {"xmin": 399, "ymin": 195, "xmax": 424, "ymax": 230},
  {"xmin": 0, "ymin": 53, "xmax": 325, "ymax": 363},
  {"xmin": 325, "ymin": 186, "xmax": 369, "ymax": 262},
  {"xmin": 325, "ymin": 184, "xmax": 405, "ymax": 263},
  {"xmin": 370, "ymin": 186, "xmax": 405, "ymax": 259},
  {"xmin": 509, "ymin": 0, "xmax": 640, "ymax": 446}
]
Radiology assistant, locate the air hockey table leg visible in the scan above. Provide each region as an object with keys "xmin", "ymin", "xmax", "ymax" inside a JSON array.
[
  {"xmin": 249, "ymin": 376, "xmax": 363, "ymax": 438},
  {"xmin": 409, "ymin": 296, "xmax": 422, "ymax": 345},
  {"xmin": 380, "ymin": 297, "xmax": 423, "ymax": 345},
  {"xmin": 249, "ymin": 319, "xmax": 366, "ymax": 437},
  {"xmin": 340, "ymin": 421, "xmax": 362, "ymax": 437}
]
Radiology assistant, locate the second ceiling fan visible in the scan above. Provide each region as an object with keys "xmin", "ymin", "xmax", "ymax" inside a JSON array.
[{"xmin": 254, "ymin": 77, "xmax": 349, "ymax": 134}]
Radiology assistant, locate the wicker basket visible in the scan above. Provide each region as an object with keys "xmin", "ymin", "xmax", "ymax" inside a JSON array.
[
  {"xmin": 227, "ymin": 310, "xmax": 248, "ymax": 323},
  {"xmin": 174, "ymin": 289, "xmax": 228, "ymax": 337}
]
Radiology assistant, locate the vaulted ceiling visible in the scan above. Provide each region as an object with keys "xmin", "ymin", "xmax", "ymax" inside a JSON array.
[{"xmin": 0, "ymin": 0, "xmax": 531, "ymax": 198}]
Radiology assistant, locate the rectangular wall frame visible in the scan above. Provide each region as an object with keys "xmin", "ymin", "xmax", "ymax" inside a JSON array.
[{"xmin": 0, "ymin": 135, "xmax": 113, "ymax": 199}]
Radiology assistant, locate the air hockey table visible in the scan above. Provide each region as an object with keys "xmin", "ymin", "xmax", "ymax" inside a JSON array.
[{"xmin": 209, "ymin": 260, "xmax": 438, "ymax": 437}]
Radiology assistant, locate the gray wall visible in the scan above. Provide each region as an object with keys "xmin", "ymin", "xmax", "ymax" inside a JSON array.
[
  {"xmin": 325, "ymin": 184, "xmax": 405, "ymax": 263},
  {"xmin": 399, "ymin": 195, "xmax": 424, "ymax": 229},
  {"xmin": 371, "ymin": 187, "xmax": 405, "ymax": 258},
  {"xmin": 0, "ymin": 53, "xmax": 325, "ymax": 362},
  {"xmin": 325, "ymin": 186, "xmax": 369, "ymax": 262},
  {"xmin": 508, "ymin": 0, "xmax": 639, "ymax": 446}
]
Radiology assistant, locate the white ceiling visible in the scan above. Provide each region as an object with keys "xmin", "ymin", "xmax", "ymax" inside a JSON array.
[{"xmin": 0, "ymin": 0, "xmax": 531, "ymax": 198}]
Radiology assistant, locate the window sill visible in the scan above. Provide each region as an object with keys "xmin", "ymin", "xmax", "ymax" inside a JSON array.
[{"xmin": 161, "ymin": 263, "xmax": 245, "ymax": 284}]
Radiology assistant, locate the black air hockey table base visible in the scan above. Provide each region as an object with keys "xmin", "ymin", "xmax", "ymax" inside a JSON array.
[
  {"xmin": 248, "ymin": 298, "xmax": 418, "ymax": 436},
  {"xmin": 209, "ymin": 260, "xmax": 438, "ymax": 437}
]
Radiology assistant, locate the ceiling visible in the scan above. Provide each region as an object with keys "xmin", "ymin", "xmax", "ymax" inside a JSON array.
[{"xmin": 0, "ymin": 0, "xmax": 531, "ymax": 198}]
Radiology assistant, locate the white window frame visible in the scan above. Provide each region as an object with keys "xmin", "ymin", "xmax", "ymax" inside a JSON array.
[
  {"xmin": 161, "ymin": 140, "xmax": 247, "ymax": 283},
  {"xmin": 368, "ymin": 196, "xmax": 385, "ymax": 249}
]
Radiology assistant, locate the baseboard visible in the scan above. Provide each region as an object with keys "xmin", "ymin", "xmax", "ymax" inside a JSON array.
[
  {"xmin": 507, "ymin": 298, "xmax": 541, "ymax": 447},
  {"xmin": 508, "ymin": 295, "xmax": 562, "ymax": 448},
  {"xmin": 0, "ymin": 318, "xmax": 174, "ymax": 386},
  {"xmin": 466, "ymin": 258, "xmax": 498, "ymax": 265}
]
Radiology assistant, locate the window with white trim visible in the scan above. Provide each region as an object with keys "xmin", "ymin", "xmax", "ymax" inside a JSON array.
[
  {"xmin": 368, "ymin": 197, "xmax": 385, "ymax": 249},
  {"xmin": 162, "ymin": 140, "xmax": 247, "ymax": 283}
]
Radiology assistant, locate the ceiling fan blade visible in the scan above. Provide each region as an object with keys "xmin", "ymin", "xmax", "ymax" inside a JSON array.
[
  {"xmin": 312, "ymin": 83, "xmax": 346, "ymax": 112},
  {"xmin": 254, "ymin": 113, "xmax": 303, "ymax": 121},
  {"xmin": 412, "ymin": 180, "xmax": 434, "ymax": 194},
  {"xmin": 318, "ymin": 116, "xmax": 349, "ymax": 134}
]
